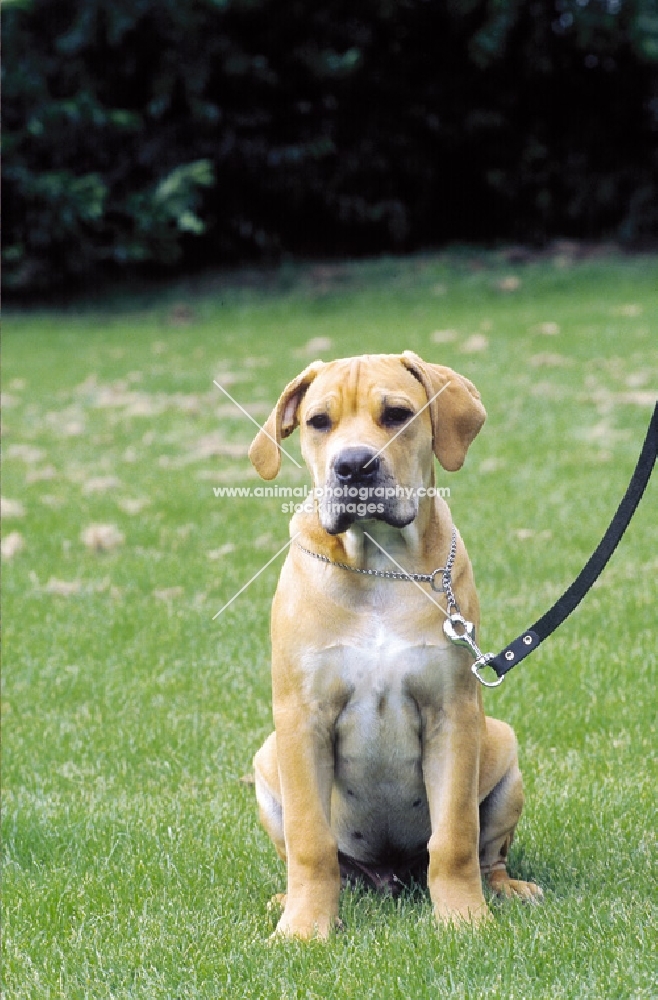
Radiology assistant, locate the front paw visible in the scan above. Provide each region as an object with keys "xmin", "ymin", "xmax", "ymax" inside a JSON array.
[
  {"xmin": 272, "ymin": 860, "xmax": 341, "ymax": 940},
  {"xmin": 433, "ymin": 897, "xmax": 492, "ymax": 927},
  {"xmin": 272, "ymin": 907, "xmax": 341, "ymax": 941},
  {"xmin": 430, "ymin": 872, "xmax": 491, "ymax": 927}
]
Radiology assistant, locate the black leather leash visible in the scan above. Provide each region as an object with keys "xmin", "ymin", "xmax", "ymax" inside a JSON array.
[{"xmin": 446, "ymin": 402, "xmax": 658, "ymax": 686}]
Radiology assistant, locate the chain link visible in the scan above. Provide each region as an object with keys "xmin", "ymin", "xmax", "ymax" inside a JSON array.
[
  {"xmin": 441, "ymin": 526, "xmax": 458, "ymax": 613},
  {"xmin": 295, "ymin": 525, "xmax": 458, "ymax": 602}
]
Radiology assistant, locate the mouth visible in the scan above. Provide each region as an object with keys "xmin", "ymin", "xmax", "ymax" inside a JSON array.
[
  {"xmin": 325, "ymin": 507, "xmax": 417, "ymax": 535},
  {"xmin": 318, "ymin": 479, "xmax": 418, "ymax": 535}
]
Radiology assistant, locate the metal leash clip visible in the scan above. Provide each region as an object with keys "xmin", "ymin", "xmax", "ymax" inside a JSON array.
[{"xmin": 442, "ymin": 613, "xmax": 505, "ymax": 688}]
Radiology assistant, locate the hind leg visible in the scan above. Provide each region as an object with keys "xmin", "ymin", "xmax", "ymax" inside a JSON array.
[
  {"xmin": 254, "ymin": 731, "xmax": 286, "ymax": 861},
  {"xmin": 254, "ymin": 732, "xmax": 288, "ymax": 912},
  {"xmin": 254, "ymin": 733, "xmax": 286, "ymax": 910},
  {"xmin": 478, "ymin": 718, "xmax": 543, "ymax": 902}
]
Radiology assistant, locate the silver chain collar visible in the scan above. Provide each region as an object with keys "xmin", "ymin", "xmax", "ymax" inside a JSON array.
[
  {"xmin": 294, "ymin": 526, "xmax": 502, "ymax": 687},
  {"xmin": 295, "ymin": 525, "xmax": 458, "ymax": 607}
]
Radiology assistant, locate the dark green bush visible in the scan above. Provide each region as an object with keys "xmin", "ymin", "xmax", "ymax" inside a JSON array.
[{"xmin": 3, "ymin": 0, "xmax": 658, "ymax": 292}]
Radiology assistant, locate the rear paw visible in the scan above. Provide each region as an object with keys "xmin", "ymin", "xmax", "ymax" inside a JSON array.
[{"xmin": 487, "ymin": 869, "xmax": 543, "ymax": 903}]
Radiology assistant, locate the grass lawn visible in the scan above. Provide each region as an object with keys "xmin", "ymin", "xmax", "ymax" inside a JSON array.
[{"xmin": 2, "ymin": 250, "xmax": 657, "ymax": 999}]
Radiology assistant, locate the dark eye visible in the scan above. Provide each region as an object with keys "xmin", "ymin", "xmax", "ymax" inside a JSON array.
[
  {"xmin": 382, "ymin": 406, "xmax": 414, "ymax": 427},
  {"xmin": 306, "ymin": 413, "xmax": 332, "ymax": 431}
]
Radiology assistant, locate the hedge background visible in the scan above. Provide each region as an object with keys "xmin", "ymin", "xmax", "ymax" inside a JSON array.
[{"xmin": 4, "ymin": 0, "xmax": 658, "ymax": 292}]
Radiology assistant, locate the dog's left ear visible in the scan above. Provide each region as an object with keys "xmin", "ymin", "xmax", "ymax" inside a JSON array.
[
  {"xmin": 401, "ymin": 351, "xmax": 486, "ymax": 471},
  {"xmin": 248, "ymin": 360, "xmax": 325, "ymax": 479}
]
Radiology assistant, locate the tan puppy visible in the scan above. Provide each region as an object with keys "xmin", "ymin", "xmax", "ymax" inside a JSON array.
[{"xmin": 249, "ymin": 352, "xmax": 541, "ymax": 939}]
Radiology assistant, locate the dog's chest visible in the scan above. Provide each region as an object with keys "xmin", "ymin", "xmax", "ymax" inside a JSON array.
[{"xmin": 307, "ymin": 617, "xmax": 451, "ymax": 708}]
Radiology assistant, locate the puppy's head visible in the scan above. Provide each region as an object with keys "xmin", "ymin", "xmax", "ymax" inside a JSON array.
[{"xmin": 249, "ymin": 352, "xmax": 485, "ymax": 534}]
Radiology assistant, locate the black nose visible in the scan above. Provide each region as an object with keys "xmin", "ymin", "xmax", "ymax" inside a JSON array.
[{"xmin": 334, "ymin": 447, "xmax": 380, "ymax": 484}]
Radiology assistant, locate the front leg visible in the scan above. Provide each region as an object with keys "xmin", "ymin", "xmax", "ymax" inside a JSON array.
[
  {"xmin": 422, "ymin": 699, "xmax": 490, "ymax": 925},
  {"xmin": 273, "ymin": 700, "xmax": 340, "ymax": 939}
]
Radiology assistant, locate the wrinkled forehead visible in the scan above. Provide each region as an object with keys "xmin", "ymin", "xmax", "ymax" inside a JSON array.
[{"xmin": 302, "ymin": 355, "xmax": 426, "ymax": 413}]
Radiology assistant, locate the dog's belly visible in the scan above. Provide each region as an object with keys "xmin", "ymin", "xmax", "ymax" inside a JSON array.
[
  {"xmin": 331, "ymin": 691, "xmax": 431, "ymax": 863},
  {"xmin": 311, "ymin": 632, "xmax": 448, "ymax": 864}
]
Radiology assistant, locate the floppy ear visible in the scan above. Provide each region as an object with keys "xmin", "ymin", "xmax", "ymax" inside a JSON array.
[
  {"xmin": 248, "ymin": 361, "xmax": 325, "ymax": 479},
  {"xmin": 401, "ymin": 351, "xmax": 486, "ymax": 471}
]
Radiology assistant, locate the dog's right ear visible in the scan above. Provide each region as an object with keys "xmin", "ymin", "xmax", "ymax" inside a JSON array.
[{"xmin": 248, "ymin": 361, "xmax": 325, "ymax": 479}]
